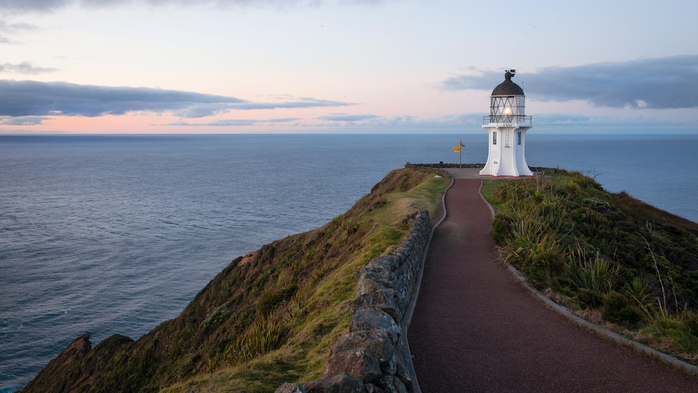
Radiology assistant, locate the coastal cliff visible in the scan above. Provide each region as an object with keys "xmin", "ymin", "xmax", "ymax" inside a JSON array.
[{"xmin": 23, "ymin": 169, "xmax": 447, "ymax": 393}]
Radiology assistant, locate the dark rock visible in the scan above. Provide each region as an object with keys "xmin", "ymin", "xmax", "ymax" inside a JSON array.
[
  {"xmin": 356, "ymin": 276, "xmax": 389, "ymax": 297},
  {"xmin": 350, "ymin": 309, "xmax": 400, "ymax": 344},
  {"xmin": 357, "ymin": 268, "xmax": 394, "ymax": 290},
  {"xmin": 325, "ymin": 348, "xmax": 382, "ymax": 383},
  {"xmin": 304, "ymin": 374, "xmax": 363, "ymax": 393},
  {"xmin": 394, "ymin": 354, "xmax": 412, "ymax": 390},
  {"xmin": 363, "ymin": 383, "xmax": 384, "ymax": 393},
  {"xmin": 393, "ymin": 378, "xmax": 408, "ymax": 393},
  {"xmin": 276, "ymin": 382, "xmax": 306, "ymax": 393},
  {"xmin": 401, "ymin": 211, "xmax": 420, "ymax": 225},
  {"xmin": 351, "ymin": 291, "xmax": 401, "ymax": 322},
  {"xmin": 377, "ymin": 255, "xmax": 403, "ymax": 270},
  {"xmin": 376, "ymin": 376, "xmax": 396, "ymax": 393},
  {"xmin": 330, "ymin": 330, "xmax": 395, "ymax": 364},
  {"xmin": 376, "ymin": 376, "xmax": 408, "ymax": 393},
  {"xmin": 379, "ymin": 353, "xmax": 397, "ymax": 376}
]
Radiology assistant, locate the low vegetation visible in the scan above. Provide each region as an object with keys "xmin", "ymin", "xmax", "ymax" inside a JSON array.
[
  {"xmin": 24, "ymin": 169, "xmax": 447, "ymax": 393},
  {"xmin": 482, "ymin": 170, "xmax": 698, "ymax": 364}
]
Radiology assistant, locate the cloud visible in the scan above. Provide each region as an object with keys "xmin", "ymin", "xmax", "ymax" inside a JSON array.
[
  {"xmin": 0, "ymin": 116, "xmax": 52, "ymax": 125},
  {"xmin": 229, "ymin": 98, "xmax": 353, "ymax": 111},
  {"xmin": 0, "ymin": 79, "xmax": 350, "ymax": 117},
  {"xmin": 172, "ymin": 99, "xmax": 353, "ymax": 118},
  {"xmin": 0, "ymin": 20, "xmax": 38, "ymax": 33},
  {"xmin": 316, "ymin": 114, "xmax": 379, "ymax": 121},
  {"xmin": 0, "ymin": 0, "xmax": 384, "ymax": 13},
  {"xmin": 0, "ymin": 79, "xmax": 244, "ymax": 117},
  {"xmin": 0, "ymin": 62, "xmax": 57, "ymax": 74},
  {"xmin": 0, "ymin": 19, "xmax": 41, "ymax": 44},
  {"xmin": 163, "ymin": 117, "xmax": 301, "ymax": 126},
  {"xmin": 441, "ymin": 55, "xmax": 698, "ymax": 109}
]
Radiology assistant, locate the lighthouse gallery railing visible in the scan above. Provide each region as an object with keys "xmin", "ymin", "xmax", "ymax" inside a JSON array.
[{"xmin": 482, "ymin": 115, "xmax": 532, "ymax": 126}]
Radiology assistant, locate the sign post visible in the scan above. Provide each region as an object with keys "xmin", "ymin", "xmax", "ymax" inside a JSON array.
[{"xmin": 453, "ymin": 140, "xmax": 465, "ymax": 168}]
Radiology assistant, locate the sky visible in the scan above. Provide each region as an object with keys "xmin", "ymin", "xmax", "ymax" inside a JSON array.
[{"xmin": 0, "ymin": 0, "xmax": 697, "ymax": 134}]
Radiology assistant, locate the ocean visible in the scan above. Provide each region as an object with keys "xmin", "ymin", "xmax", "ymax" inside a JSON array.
[{"xmin": 1, "ymin": 133, "xmax": 697, "ymax": 391}]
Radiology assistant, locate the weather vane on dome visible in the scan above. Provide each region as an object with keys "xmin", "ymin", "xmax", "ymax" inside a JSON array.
[{"xmin": 505, "ymin": 69, "xmax": 516, "ymax": 79}]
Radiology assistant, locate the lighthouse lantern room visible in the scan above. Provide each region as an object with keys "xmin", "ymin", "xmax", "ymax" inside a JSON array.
[{"xmin": 479, "ymin": 70, "xmax": 534, "ymax": 177}]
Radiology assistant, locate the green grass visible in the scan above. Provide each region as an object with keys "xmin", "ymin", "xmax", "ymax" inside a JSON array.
[
  {"xmin": 479, "ymin": 178, "xmax": 507, "ymax": 211},
  {"xmin": 367, "ymin": 175, "xmax": 448, "ymax": 226}
]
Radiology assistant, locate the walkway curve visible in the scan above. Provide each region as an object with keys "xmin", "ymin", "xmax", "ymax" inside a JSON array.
[{"xmin": 408, "ymin": 178, "xmax": 698, "ymax": 392}]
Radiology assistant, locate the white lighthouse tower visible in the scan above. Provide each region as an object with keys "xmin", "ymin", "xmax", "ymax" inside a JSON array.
[{"xmin": 480, "ymin": 70, "xmax": 533, "ymax": 177}]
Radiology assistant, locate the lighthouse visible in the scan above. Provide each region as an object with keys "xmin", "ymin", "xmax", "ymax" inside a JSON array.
[{"xmin": 479, "ymin": 70, "xmax": 533, "ymax": 177}]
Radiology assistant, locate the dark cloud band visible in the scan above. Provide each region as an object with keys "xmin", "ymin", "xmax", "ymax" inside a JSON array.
[
  {"xmin": 0, "ymin": 116, "xmax": 51, "ymax": 125},
  {"xmin": 0, "ymin": 79, "xmax": 351, "ymax": 117},
  {"xmin": 442, "ymin": 55, "xmax": 698, "ymax": 109}
]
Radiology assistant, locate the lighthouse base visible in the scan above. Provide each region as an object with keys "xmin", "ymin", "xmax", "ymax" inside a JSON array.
[{"xmin": 479, "ymin": 124, "xmax": 533, "ymax": 177}]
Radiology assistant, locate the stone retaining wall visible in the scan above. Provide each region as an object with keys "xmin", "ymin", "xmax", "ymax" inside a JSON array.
[{"xmin": 276, "ymin": 211, "xmax": 433, "ymax": 393}]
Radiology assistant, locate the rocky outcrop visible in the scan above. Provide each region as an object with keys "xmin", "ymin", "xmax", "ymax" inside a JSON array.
[{"xmin": 277, "ymin": 211, "xmax": 432, "ymax": 393}]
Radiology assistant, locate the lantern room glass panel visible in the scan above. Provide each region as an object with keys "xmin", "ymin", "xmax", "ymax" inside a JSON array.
[{"xmin": 490, "ymin": 95, "xmax": 526, "ymax": 124}]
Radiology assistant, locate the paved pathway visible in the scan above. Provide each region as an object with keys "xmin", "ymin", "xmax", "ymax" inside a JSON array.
[{"xmin": 408, "ymin": 178, "xmax": 698, "ymax": 392}]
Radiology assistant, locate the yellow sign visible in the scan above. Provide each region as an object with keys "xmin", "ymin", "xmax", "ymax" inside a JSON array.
[{"xmin": 453, "ymin": 146, "xmax": 461, "ymax": 152}]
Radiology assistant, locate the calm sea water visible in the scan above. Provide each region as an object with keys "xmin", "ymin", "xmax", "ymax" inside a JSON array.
[{"xmin": 1, "ymin": 133, "xmax": 697, "ymax": 391}]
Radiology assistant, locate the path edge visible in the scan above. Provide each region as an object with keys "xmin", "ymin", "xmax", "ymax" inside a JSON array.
[
  {"xmin": 476, "ymin": 180, "xmax": 698, "ymax": 377},
  {"xmin": 400, "ymin": 176, "xmax": 455, "ymax": 393}
]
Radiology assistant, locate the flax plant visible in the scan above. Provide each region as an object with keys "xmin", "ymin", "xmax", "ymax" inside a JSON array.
[{"xmin": 561, "ymin": 246, "xmax": 619, "ymax": 295}]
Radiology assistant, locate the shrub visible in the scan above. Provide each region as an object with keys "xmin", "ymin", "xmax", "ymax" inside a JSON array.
[
  {"xmin": 561, "ymin": 250, "xmax": 619, "ymax": 295},
  {"xmin": 562, "ymin": 181, "xmax": 580, "ymax": 195},
  {"xmin": 226, "ymin": 318, "xmax": 288, "ymax": 363},
  {"xmin": 623, "ymin": 277, "xmax": 655, "ymax": 317},
  {"xmin": 602, "ymin": 291, "xmax": 642, "ymax": 327},
  {"xmin": 507, "ymin": 233, "xmax": 564, "ymax": 285},
  {"xmin": 258, "ymin": 284, "xmax": 298, "ymax": 316},
  {"xmin": 577, "ymin": 288, "xmax": 603, "ymax": 310},
  {"xmin": 491, "ymin": 214, "xmax": 511, "ymax": 246}
]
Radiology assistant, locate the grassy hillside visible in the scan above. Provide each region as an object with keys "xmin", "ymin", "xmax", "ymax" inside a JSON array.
[
  {"xmin": 481, "ymin": 170, "xmax": 698, "ymax": 364},
  {"xmin": 23, "ymin": 169, "xmax": 448, "ymax": 393}
]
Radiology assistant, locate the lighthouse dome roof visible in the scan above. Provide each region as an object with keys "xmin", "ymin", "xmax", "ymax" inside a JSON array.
[{"xmin": 491, "ymin": 70, "xmax": 524, "ymax": 96}]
